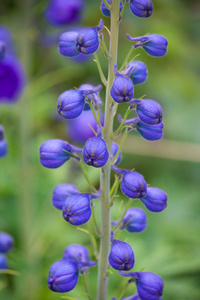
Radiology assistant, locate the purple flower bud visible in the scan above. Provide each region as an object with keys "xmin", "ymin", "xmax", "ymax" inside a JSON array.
[
  {"xmin": 0, "ymin": 41, "xmax": 6, "ymax": 60},
  {"xmin": 79, "ymin": 83, "xmax": 102, "ymax": 107},
  {"xmin": 100, "ymin": 0, "xmax": 123, "ymax": 17},
  {"xmin": 109, "ymin": 239, "xmax": 135, "ymax": 271},
  {"xmin": 135, "ymin": 99, "xmax": 163, "ymax": 125},
  {"xmin": 45, "ymin": 0, "xmax": 84, "ymax": 27},
  {"xmin": 57, "ymin": 89, "xmax": 85, "ymax": 119},
  {"xmin": 0, "ymin": 55, "xmax": 26, "ymax": 103},
  {"xmin": 110, "ymin": 76, "xmax": 134, "ymax": 103},
  {"xmin": 122, "ymin": 61, "xmax": 148, "ymax": 85},
  {"xmin": 67, "ymin": 109, "xmax": 104, "ymax": 144},
  {"xmin": 52, "ymin": 184, "xmax": 79, "ymax": 210},
  {"xmin": 0, "ymin": 232, "xmax": 14, "ymax": 253},
  {"xmin": 59, "ymin": 31, "xmax": 79, "ymax": 57},
  {"xmin": 121, "ymin": 208, "xmax": 147, "ymax": 233},
  {"xmin": 39, "ymin": 139, "xmax": 82, "ymax": 169},
  {"xmin": 0, "ymin": 254, "xmax": 8, "ymax": 269},
  {"xmin": 129, "ymin": 0, "xmax": 153, "ymax": 18},
  {"xmin": 141, "ymin": 187, "xmax": 167, "ymax": 212},
  {"xmin": 119, "ymin": 271, "xmax": 164, "ymax": 300},
  {"xmin": 62, "ymin": 192, "xmax": 100, "ymax": 225},
  {"xmin": 76, "ymin": 19, "xmax": 104, "ymax": 55},
  {"xmin": 83, "ymin": 136, "xmax": 109, "ymax": 168},
  {"xmin": 48, "ymin": 260, "xmax": 78, "ymax": 293},
  {"xmin": 63, "ymin": 244, "xmax": 96, "ymax": 272},
  {"xmin": 127, "ymin": 34, "xmax": 168, "ymax": 57},
  {"xmin": 135, "ymin": 120, "xmax": 164, "ymax": 141},
  {"xmin": 112, "ymin": 166, "xmax": 147, "ymax": 199},
  {"xmin": 111, "ymin": 142, "xmax": 122, "ymax": 165}
]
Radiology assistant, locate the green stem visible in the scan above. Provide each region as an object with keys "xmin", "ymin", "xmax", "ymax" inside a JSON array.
[
  {"xmin": 119, "ymin": 1, "xmax": 128, "ymax": 19},
  {"xmin": 112, "ymin": 130, "xmax": 129, "ymax": 165},
  {"xmin": 93, "ymin": 53, "xmax": 107, "ymax": 86},
  {"xmin": 118, "ymin": 281, "xmax": 130, "ymax": 300},
  {"xmin": 91, "ymin": 203, "xmax": 102, "ymax": 236},
  {"xmin": 100, "ymin": 36, "xmax": 111, "ymax": 59},
  {"xmin": 97, "ymin": 1, "xmax": 120, "ymax": 299},
  {"xmin": 119, "ymin": 47, "xmax": 134, "ymax": 71},
  {"xmin": 82, "ymin": 273, "xmax": 93, "ymax": 300},
  {"xmin": 113, "ymin": 198, "xmax": 132, "ymax": 232},
  {"xmin": 79, "ymin": 161, "xmax": 97, "ymax": 193},
  {"xmin": 102, "ymin": 0, "xmax": 112, "ymax": 11},
  {"xmin": 88, "ymin": 102, "xmax": 101, "ymax": 125},
  {"xmin": 113, "ymin": 107, "xmax": 131, "ymax": 137}
]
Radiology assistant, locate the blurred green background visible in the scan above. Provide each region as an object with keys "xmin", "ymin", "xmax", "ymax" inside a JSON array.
[{"xmin": 0, "ymin": 0, "xmax": 200, "ymax": 299}]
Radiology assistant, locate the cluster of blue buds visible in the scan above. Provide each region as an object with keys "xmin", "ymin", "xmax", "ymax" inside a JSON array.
[
  {"xmin": 48, "ymin": 244, "xmax": 96, "ymax": 293},
  {"xmin": 0, "ymin": 232, "xmax": 14, "ymax": 270},
  {"xmin": 0, "ymin": 25, "xmax": 26, "ymax": 103},
  {"xmin": 0, "ymin": 125, "xmax": 8, "ymax": 158}
]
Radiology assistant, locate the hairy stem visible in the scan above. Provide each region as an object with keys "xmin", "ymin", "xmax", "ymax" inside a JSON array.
[{"xmin": 97, "ymin": 1, "xmax": 120, "ymax": 299}]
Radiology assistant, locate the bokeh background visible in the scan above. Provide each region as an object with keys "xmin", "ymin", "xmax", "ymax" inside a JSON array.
[{"xmin": 0, "ymin": 0, "xmax": 200, "ymax": 299}]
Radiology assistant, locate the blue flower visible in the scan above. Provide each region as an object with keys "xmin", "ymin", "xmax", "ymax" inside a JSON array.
[
  {"xmin": 120, "ymin": 208, "xmax": 147, "ymax": 233},
  {"xmin": 109, "ymin": 239, "xmax": 135, "ymax": 271},
  {"xmin": 119, "ymin": 271, "xmax": 164, "ymax": 300},
  {"xmin": 45, "ymin": 0, "xmax": 84, "ymax": 27},
  {"xmin": 132, "ymin": 99, "xmax": 163, "ymax": 125},
  {"xmin": 110, "ymin": 75, "xmax": 134, "ymax": 103},
  {"xmin": 48, "ymin": 260, "xmax": 79, "ymax": 293},
  {"xmin": 39, "ymin": 139, "xmax": 82, "ymax": 169},
  {"xmin": 59, "ymin": 31, "xmax": 79, "ymax": 57},
  {"xmin": 136, "ymin": 120, "xmax": 164, "ymax": 140},
  {"xmin": 127, "ymin": 34, "xmax": 168, "ymax": 57},
  {"xmin": 0, "ymin": 254, "xmax": 8, "ymax": 270},
  {"xmin": 52, "ymin": 184, "xmax": 79, "ymax": 210},
  {"xmin": 122, "ymin": 61, "xmax": 148, "ymax": 85},
  {"xmin": 0, "ymin": 232, "xmax": 14, "ymax": 253},
  {"xmin": 141, "ymin": 187, "xmax": 167, "ymax": 212},
  {"xmin": 83, "ymin": 136, "xmax": 109, "ymax": 168},
  {"xmin": 129, "ymin": 0, "xmax": 153, "ymax": 18},
  {"xmin": 100, "ymin": 0, "xmax": 123, "ymax": 17}
]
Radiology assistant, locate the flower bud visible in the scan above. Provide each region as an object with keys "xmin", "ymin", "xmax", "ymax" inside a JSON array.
[
  {"xmin": 141, "ymin": 187, "xmax": 167, "ymax": 212},
  {"xmin": 122, "ymin": 61, "xmax": 148, "ymax": 85},
  {"xmin": 109, "ymin": 239, "xmax": 135, "ymax": 271},
  {"xmin": 79, "ymin": 83, "xmax": 102, "ymax": 107},
  {"xmin": 40, "ymin": 139, "xmax": 82, "ymax": 169},
  {"xmin": 57, "ymin": 90, "xmax": 85, "ymax": 119},
  {"xmin": 62, "ymin": 193, "xmax": 93, "ymax": 225},
  {"xmin": 0, "ymin": 232, "xmax": 14, "ymax": 253},
  {"xmin": 135, "ymin": 120, "xmax": 164, "ymax": 141},
  {"xmin": 83, "ymin": 136, "xmax": 109, "ymax": 168},
  {"xmin": 63, "ymin": 244, "xmax": 96, "ymax": 272},
  {"xmin": 112, "ymin": 166, "xmax": 147, "ymax": 199},
  {"xmin": 0, "ymin": 254, "xmax": 8, "ymax": 269},
  {"xmin": 45, "ymin": 0, "xmax": 84, "ymax": 26},
  {"xmin": 59, "ymin": 31, "xmax": 79, "ymax": 57},
  {"xmin": 121, "ymin": 208, "xmax": 147, "ymax": 233},
  {"xmin": 0, "ymin": 139, "xmax": 8, "ymax": 157},
  {"xmin": 48, "ymin": 260, "xmax": 78, "ymax": 293},
  {"xmin": 100, "ymin": 0, "xmax": 123, "ymax": 17},
  {"xmin": 111, "ymin": 142, "xmax": 122, "ymax": 165},
  {"xmin": 127, "ymin": 34, "xmax": 168, "ymax": 57},
  {"xmin": 135, "ymin": 99, "xmax": 163, "ymax": 125},
  {"xmin": 52, "ymin": 184, "xmax": 79, "ymax": 210},
  {"xmin": 119, "ymin": 271, "xmax": 164, "ymax": 300},
  {"xmin": 130, "ymin": 0, "xmax": 153, "ymax": 18},
  {"xmin": 67, "ymin": 109, "xmax": 104, "ymax": 144},
  {"xmin": 110, "ymin": 76, "xmax": 134, "ymax": 103},
  {"xmin": 0, "ymin": 41, "xmax": 6, "ymax": 60},
  {"xmin": 76, "ymin": 19, "xmax": 103, "ymax": 55}
]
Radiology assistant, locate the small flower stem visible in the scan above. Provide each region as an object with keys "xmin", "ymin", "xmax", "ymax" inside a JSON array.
[
  {"xmin": 87, "ymin": 223, "xmax": 99, "ymax": 259},
  {"xmin": 91, "ymin": 203, "xmax": 102, "ymax": 236},
  {"xmin": 88, "ymin": 102, "xmax": 101, "ymax": 126},
  {"xmin": 79, "ymin": 161, "xmax": 97, "ymax": 193},
  {"xmin": 82, "ymin": 273, "xmax": 93, "ymax": 300},
  {"xmin": 113, "ymin": 107, "xmax": 131, "ymax": 137},
  {"xmin": 118, "ymin": 281, "xmax": 131, "ymax": 300},
  {"xmin": 113, "ymin": 198, "xmax": 132, "ymax": 232},
  {"xmin": 119, "ymin": 47, "xmax": 134, "ymax": 71},
  {"xmin": 100, "ymin": 35, "xmax": 111, "ymax": 59},
  {"xmin": 93, "ymin": 53, "xmax": 107, "ymax": 87},
  {"xmin": 102, "ymin": 0, "xmax": 112, "ymax": 11},
  {"xmin": 119, "ymin": 1, "xmax": 128, "ymax": 19},
  {"xmin": 97, "ymin": 1, "xmax": 120, "ymax": 299},
  {"xmin": 112, "ymin": 130, "xmax": 129, "ymax": 165}
]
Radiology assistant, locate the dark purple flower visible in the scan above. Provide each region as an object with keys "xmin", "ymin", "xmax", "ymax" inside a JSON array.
[
  {"xmin": 112, "ymin": 166, "xmax": 147, "ymax": 199},
  {"xmin": 127, "ymin": 34, "xmax": 168, "ymax": 57},
  {"xmin": 39, "ymin": 139, "xmax": 82, "ymax": 169},
  {"xmin": 134, "ymin": 99, "xmax": 163, "ymax": 125},
  {"xmin": 48, "ymin": 260, "xmax": 78, "ymax": 293},
  {"xmin": 111, "ymin": 142, "xmax": 122, "ymax": 165},
  {"xmin": 67, "ymin": 109, "xmax": 104, "ymax": 144},
  {"xmin": 45, "ymin": 0, "xmax": 84, "ymax": 27},
  {"xmin": 109, "ymin": 239, "xmax": 135, "ymax": 271},
  {"xmin": 76, "ymin": 19, "xmax": 103, "ymax": 55},
  {"xmin": 0, "ymin": 254, "xmax": 8, "ymax": 269},
  {"xmin": 83, "ymin": 136, "xmax": 109, "ymax": 168},
  {"xmin": 135, "ymin": 120, "xmax": 164, "ymax": 141},
  {"xmin": 110, "ymin": 76, "xmax": 134, "ymax": 103},
  {"xmin": 141, "ymin": 187, "xmax": 167, "ymax": 212},
  {"xmin": 122, "ymin": 61, "xmax": 148, "ymax": 85},
  {"xmin": 100, "ymin": 0, "xmax": 123, "ymax": 17},
  {"xmin": 52, "ymin": 183, "xmax": 79, "ymax": 210},
  {"xmin": 63, "ymin": 244, "xmax": 96, "ymax": 272},
  {"xmin": 119, "ymin": 271, "xmax": 164, "ymax": 300},
  {"xmin": 121, "ymin": 208, "xmax": 147, "ymax": 233},
  {"xmin": 0, "ymin": 232, "xmax": 14, "ymax": 253},
  {"xmin": 59, "ymin": 31, "xmax": 79, "ymax": 57},
  {"xmin": 130, "ymin": 0, "xmax": 153, "ymax": 18},
  {"xmin": 62, "ymin": 191, "xmax": 101, "ymax": 225},
  {"xmin": 79, "ymin": 83, "xmax": 102, "ymax": 107}
]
